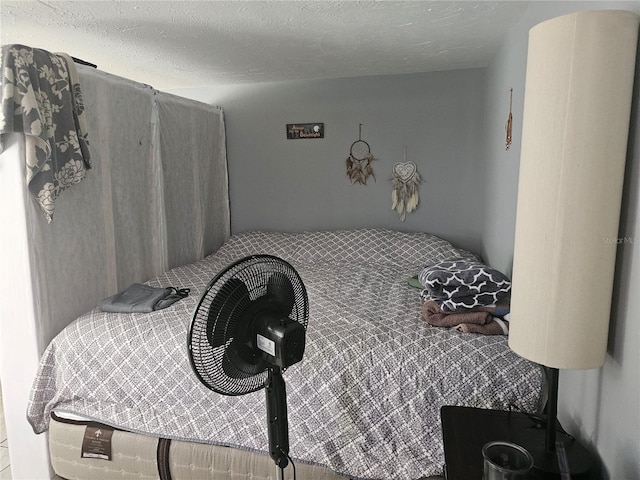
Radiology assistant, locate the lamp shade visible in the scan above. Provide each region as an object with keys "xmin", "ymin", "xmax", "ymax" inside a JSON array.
[{"xmin": 509, "ymin": 10, "xmax": 639, "ymax": 369}]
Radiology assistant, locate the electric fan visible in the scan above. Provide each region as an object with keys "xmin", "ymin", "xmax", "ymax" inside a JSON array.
[{"xmin": 187, "ymin": 254, "xmax": 309, "ymax": 474}]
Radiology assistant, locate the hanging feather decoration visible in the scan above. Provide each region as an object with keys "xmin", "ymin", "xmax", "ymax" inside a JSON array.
[
  {"xmin": 346, "ymin": 153, "xmax": 375, "ymax": 184},
  {"xmin": 391, "ymin": 159, "xmax": 422, "ymax": 221},
  {"xmin": 346, "ymin": 156, "xmax": 354, "ymax": 178},
  {"xmin": 505, "ymin": 88, "xmax": 513, "ymax": 151},
  {"xmin": 345, "ymin": 124, "xmax": 376, "ymax": 185},
  {"xmin": 364, "ymin": 156, "xmax": 376, "ymax": 183}
]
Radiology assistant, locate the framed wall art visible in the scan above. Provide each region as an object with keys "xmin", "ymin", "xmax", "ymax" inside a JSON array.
[{"xmin": 286, "ymin": 123, "xmax": 324, "ymax": 139}]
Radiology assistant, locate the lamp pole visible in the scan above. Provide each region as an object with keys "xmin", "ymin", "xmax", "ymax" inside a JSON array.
[{"xmin": 545, "ymin": 367, "xmax": 558, "ymax": 454}]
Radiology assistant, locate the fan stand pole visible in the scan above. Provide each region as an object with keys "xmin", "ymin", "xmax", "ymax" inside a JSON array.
[{"xmin": 266, "ymin": 367, "xmax": 290, "ymax": 470}]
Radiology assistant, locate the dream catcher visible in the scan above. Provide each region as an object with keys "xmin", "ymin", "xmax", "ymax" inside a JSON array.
[
  {"xmin": 346, "ymin": 124, "xmax": 375, "ymax": 185},
  {"xmin": 505, "ymin": 88, "xmax": 513, "ymax": 151},
  {"xmin": 391, "ymin": 149, "xmax": 422, "ymax": 221}
]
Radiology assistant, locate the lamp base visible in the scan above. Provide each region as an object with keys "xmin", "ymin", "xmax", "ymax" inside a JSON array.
[{"xmin": 514, "ymin": 427, "xmax": 595, "ymax": 479}]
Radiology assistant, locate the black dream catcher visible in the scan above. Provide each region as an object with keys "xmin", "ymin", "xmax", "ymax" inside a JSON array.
[{"xmin": 346, "ymin": 124, "xmax": 376, "ymax": 185}]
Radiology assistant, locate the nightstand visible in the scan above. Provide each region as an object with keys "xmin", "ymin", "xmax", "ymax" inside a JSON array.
[{"xmin": 440, "ymin": 406, "xmax": 595, "ymax": 480}]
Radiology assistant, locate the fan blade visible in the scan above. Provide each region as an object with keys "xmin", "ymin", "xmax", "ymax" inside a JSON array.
[
  {"xmin": 266, "ymin": 272, "xmax": 295, "ymax": 315},
  {"xmin": 207, "ymin": 278, "xmax": 249, "ymax": 348}
]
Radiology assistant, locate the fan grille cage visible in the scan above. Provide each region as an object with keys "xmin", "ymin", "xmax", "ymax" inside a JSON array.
[{"xmin": 189, "ymin": 255, "xmax": 308, "ymax": 396}]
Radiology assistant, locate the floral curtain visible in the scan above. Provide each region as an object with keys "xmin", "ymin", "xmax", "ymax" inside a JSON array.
[{"xmin": 0, "ymin": 44, "xmax": 91, "ymax": 222}]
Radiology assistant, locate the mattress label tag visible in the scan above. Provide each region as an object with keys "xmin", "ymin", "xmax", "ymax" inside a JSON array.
[{"xmin": 81, "ymin": 425, "xmax": 114, "ymax": 460}]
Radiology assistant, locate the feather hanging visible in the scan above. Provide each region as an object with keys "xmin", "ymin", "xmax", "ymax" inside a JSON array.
[
  {"xmin": 345, "ymin": 129, "xmax": 376, "ymax": 185},
  {"xmin": 391, "ymin": 161, "xmax": 423, "ymax": 221},
  {"xmin": 346, "ymin": 154, "xmax": 376, "ymax": 184},
  {"xmin": 391, "ymin": 179, "xmax": 399, "ymax": 210},
  {"xmin": 364, "ymin": 157, "xmax": 376, "ymax": 183},
  {"xmin": 505, "ymin": 88, "xmax": 513, "ymax": 151}
]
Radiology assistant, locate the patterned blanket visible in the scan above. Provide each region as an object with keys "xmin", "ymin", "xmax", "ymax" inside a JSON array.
[
  {"xmin": 27, "ymin": 229, "xmax": 543, "ymax": 480},
  {"xmin": 419, "ymin": 258, "xmax": 512, "ymax": 311},
  {"xmin": 0, "ymin": 44, "xmax": 91, "ymax": 222}
]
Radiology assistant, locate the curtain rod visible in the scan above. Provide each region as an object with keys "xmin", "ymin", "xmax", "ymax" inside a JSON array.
[{"xmin": 72, "ymin": 56, "xmax": 96, "ymax": 68}]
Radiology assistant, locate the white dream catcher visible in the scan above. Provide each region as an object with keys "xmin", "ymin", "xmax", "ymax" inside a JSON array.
[
  {"xmin": 391, "ymin": 148, "xmax": 422, "ymax": 221},
  {"xmin": 346, "ymin": 124, "xmax": 375, "ymax": 185}
]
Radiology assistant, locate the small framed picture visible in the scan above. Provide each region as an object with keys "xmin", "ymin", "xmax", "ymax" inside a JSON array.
[{"xmin": 286, "ymin": 123, "xmax": 324, "ymax": 139}]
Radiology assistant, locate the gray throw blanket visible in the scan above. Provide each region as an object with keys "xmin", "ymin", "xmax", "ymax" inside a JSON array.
[
  {"xmin": 0, "ymin": 44, "xmax": 91, "ymax": 222},
  {"xmin": 100, "ymin": 283, "xmax": 189, "ymax": 313},
  {"xmin": 419, "ymin": 258, "xmax": 511, "ymax": 311}
]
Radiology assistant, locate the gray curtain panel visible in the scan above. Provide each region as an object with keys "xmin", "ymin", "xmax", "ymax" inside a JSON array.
[
  {"xmin": 156, "ymin": 91, "xmax": 230, "ymax": 270},
  {"xmin": 2, "ymin": 62, "xmax": 229, "ymax": 349}
]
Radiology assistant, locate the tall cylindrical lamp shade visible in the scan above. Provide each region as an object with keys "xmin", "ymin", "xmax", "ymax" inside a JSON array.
[{"xmin": 509, "ymin": 10, "xmax": 639, "ymax": 369}]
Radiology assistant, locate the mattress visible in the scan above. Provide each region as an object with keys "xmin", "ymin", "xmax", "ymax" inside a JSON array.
[
  {"xmin": 29, "ymin": 229, "xmax": 544, "ymax": 479},
  {"xmin": 49, "ymin": 413, "xmax": 348, "ymax": 480}
]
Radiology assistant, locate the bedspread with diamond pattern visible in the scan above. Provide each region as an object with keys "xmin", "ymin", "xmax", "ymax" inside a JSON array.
[{"xmin": 27, "ymin": 229, "xmax": 543, "ymax": 480}]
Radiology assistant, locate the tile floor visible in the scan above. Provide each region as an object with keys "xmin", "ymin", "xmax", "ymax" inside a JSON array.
[{"xmin": 0, "ymin": 385, "xmax": 11, "ymax": 479}]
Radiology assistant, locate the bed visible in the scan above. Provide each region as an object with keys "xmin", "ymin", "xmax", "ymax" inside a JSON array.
[{"xmin": 27, "ymin": 229, "xmax": 544, "ymax": 480}]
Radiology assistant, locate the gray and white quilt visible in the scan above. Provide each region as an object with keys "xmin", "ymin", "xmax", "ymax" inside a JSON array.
[{"xmin": 27, "ymin": 229, "xmax": 543, "ymax": 480}]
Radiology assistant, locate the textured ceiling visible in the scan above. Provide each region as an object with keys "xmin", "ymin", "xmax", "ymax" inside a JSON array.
[{"xmin": 1, "ymin": 1, "xmax": 529, "ymax": 90}]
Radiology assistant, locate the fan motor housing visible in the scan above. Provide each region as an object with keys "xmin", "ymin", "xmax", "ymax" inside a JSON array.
[{"xmin": 255, "ymin": 315, "xmax": 306, "ymax": 369}]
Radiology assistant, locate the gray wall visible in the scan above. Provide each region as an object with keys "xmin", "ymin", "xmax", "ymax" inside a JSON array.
[
  {"xmin": 174, "ymin": 69, "xmax": 487, "ymax": 254},
  {"xmin": 481, "ymin": 2, "xmax": 640, "ymax": 479}
]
